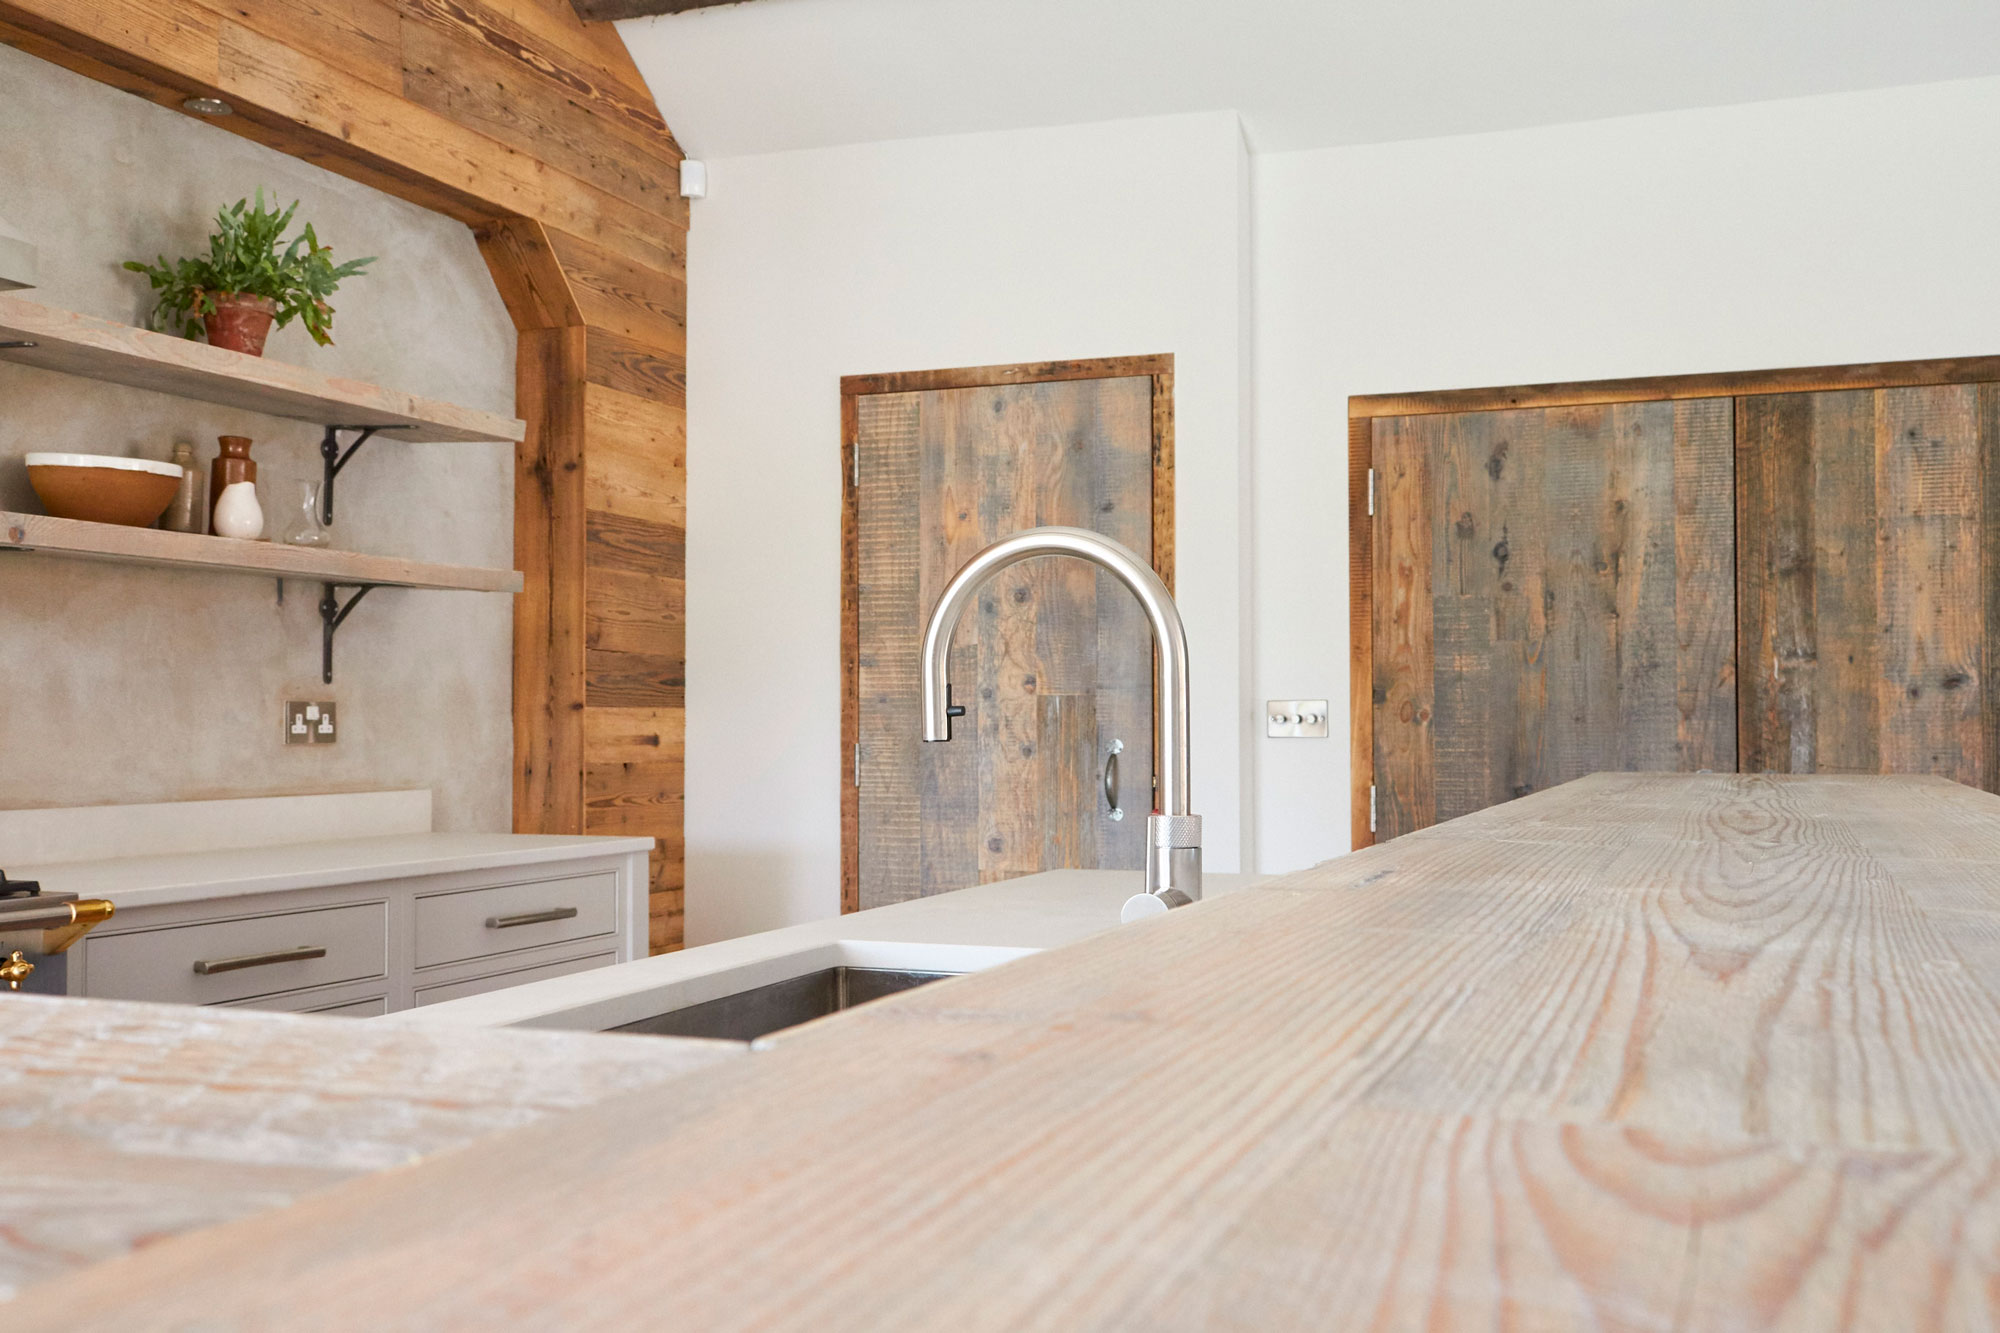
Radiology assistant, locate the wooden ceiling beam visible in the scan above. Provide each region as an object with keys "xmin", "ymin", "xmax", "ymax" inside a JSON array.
[{"xmin": 571, "ymin": 0, "xmax": 756, "ymax": 20}]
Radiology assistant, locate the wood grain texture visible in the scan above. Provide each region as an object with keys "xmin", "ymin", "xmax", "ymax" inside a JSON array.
[
  {"xmin": 512, "ymin": 325, "xmax": 588, "ymax": 838},
  {"xmin": 1738, "ymin": 385, "xmax": 1992, "ymax": 790},
  {"xmin": 1374, "ymin": 401, "xmax": 1735, "ymax": 839},
  {"xmin": 0, "ymin": 294, "xmax": 523, "ymax": 441},
  {"xmin": 1371, "ymin": 414, "xmax": 1438, "ymax": 838},
  {"xmin": 1351, "ymin": 352, "xmax": 2000, "ymax": 419},
  {"xmin": 35, "ymin": 774, "xmax": 2000, "ymax": 1329},
  {"xmin": 846, "ymin": 360, "xmax": 1171, "ymax": 911},
  {"xmin": 0, "ymin": 992, "xmax": 738, "ymax": 1298},
  {"xmin": 0, "ymin": 510, "xmax": 520, "ymax": 590},
  {"xmin": 842, "ymin": 355, "xmax": 1175, "ymax": 398}
]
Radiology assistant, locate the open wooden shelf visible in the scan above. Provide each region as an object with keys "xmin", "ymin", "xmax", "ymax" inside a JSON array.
[
  {"xmin": 0, "ymin": 511, "xmax": 522, "ymax": 593},
  {"xmin": 0, "ymin": 295, "xmax": 524, "ymax": 444}
]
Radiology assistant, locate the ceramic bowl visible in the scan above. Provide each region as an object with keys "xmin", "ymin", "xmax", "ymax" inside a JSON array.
[{"xmin": 25, "ymin": 453, "xmax": 184, "ymax": 527}]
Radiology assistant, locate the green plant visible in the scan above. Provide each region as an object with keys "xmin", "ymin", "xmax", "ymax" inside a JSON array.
[{"xmin": 123, "ymin": 191, "xmax": 374, "ymax": 346}]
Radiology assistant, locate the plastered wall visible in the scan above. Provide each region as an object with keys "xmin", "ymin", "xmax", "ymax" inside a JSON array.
[{"xmin": 0, "ymin": 45, "xmax": 517, "ymax": 831}]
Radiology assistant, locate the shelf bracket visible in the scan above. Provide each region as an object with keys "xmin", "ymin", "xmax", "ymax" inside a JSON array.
[
  {"xmin": 318, "ymin": 583, "xmax": 377, "ymax": 685},
  {"xmin": 319, "ymin": 425, "xmax": 410, "ymax": 525}
]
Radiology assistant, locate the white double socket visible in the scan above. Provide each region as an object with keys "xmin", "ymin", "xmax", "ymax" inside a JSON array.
[
  {"xmin": 285, "ymin": 700, "xmax": 338, "ymax": 745},
  {"xmin": 1266, "ymin": 699, "xmax": 1329, "ymax": 739}
]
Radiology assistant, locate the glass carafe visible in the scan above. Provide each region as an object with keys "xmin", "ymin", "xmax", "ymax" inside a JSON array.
[{"xmin": 285, "ymin": 479, "xmax": 329, "ymax": 547}]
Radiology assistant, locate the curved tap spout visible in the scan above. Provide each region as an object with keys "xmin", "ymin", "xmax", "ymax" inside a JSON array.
[{"xmin": 920, "ymin": 526, "xmax": 1200, "ymax": 917}]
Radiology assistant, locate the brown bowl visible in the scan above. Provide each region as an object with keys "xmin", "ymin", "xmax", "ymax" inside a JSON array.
[{"xmin": 26, "ymin": 453, "xmax": 184, "ymax": 527}]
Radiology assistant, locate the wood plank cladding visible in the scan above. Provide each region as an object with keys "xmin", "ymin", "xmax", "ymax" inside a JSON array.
[
  {"xmin": 1371, "ymin": 401, "xmax": 1736, "ymax": 841},
  {"xmin": 1355, "ymin": 354, "xmax": 2000, "ymax": 852},
  {"xmin": 841, "ymin": 358, "xmax": 1175, "ymax": 915},
  {"xmin": 5, "ymin": 0, "xmax": 689, "ymax": 949},
  {"xmin": 1738, "ymin": 385, "xmax": 2000, "ymax": 788},
  {"xmin": 1351, "ymin": 353, "xmax": 2000, "ymax": 420}
]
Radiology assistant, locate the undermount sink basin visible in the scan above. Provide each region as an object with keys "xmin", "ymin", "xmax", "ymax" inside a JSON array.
[
  {"xmin": 613, "ymin": 965, "xmax": 953, "ymax": 1041},
  {"xmin": 567, "ymin": 940, "xmax": 1037, "ymax": 1043}
]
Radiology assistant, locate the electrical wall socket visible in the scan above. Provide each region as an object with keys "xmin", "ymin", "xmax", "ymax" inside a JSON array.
[{"xmin": 285, "ymin": 700, "xmax": 338, "ymax": 745}]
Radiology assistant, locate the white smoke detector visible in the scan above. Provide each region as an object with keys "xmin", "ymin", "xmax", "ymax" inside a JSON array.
[{"xmin": 0, "ymin": 214, "xmax": 38, "ymax": 291}]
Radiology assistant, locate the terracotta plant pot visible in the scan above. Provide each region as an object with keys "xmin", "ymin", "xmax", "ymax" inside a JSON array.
[{"xmin": 202, "ymin": 293, "xmax": 278, "ymax": 356}]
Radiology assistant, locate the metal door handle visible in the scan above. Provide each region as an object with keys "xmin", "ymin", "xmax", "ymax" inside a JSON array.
[
  {"xmin": 193, "ymin": 945, "xmax": 326, "ymax": 975},
  {"xmin": 1104, "ymin": 738, "xmax": 1124, "ymax": 821},
  {"xmin": 486, "ymin": 907, "xmax": 579, "ymax": 930}
]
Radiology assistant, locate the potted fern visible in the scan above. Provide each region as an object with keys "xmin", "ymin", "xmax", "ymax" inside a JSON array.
[{"xmin": 124, "ymin": 191, "xmax": 374, "ymax": 357}]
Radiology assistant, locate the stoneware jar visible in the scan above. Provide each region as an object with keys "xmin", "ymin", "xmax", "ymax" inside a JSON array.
[{"xmin": 208, "ymin": 434, "xmax": 256, "ymax": 530}]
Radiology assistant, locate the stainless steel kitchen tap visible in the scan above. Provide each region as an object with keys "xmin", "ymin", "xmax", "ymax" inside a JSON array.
[{"xmin": 919, "ymin": 526, "xmax": 1200, "ymax": 922}]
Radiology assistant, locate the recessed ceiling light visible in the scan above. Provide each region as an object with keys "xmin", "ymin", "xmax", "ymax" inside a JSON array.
[{"xmin": 182, "ymin": 96, "xmax": 233, "ymax": 116}]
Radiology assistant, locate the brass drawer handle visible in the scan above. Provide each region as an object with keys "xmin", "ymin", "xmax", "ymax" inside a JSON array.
[
  {"xmin": 193, "ymin": 945, "xmax": 327, "ymax": 975},
  {"xmin": 486, "ymin": 907, "xmax": 579, "ymax": 930}
]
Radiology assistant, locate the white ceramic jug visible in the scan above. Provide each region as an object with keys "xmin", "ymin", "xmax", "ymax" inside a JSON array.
[{"xmin": 211, "ymin": 479, "xmax": 264, "ymax": 540}]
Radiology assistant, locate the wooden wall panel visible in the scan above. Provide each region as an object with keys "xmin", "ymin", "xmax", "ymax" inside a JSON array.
[
  {"xmin": 1373, "ymin": 400, "xmax": 1734, "ymax": 839},
  {"xmin": 511, "ymin": 325, "xmax": 589, "ymax": 835},
  {"xmin": 1740, "ymin": 385, "xmax": 1990, "ymax": 790},
  {"xmin": 4, "ymin": 0, "xmax": 690, "ymax": 949},
  {"xmin": 1371, "ymin": 415, "xmax": 1437, "ymax": 839}
]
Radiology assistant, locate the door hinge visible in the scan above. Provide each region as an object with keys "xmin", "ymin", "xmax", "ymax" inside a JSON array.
[
  {"xmin": 853, "ymin": 742, "xmax": 861, "ymax": 787},
  {"xmin": 852, "ymin": 447, "xmax": 860, "ymax": 489},
  {"xmin": 1366, "ymin": 467, "xmax": 1375, "ymax": 517},
  {"xmin": 1368, "ymin": 784, "xmax": 1377, "ymax": 833}
]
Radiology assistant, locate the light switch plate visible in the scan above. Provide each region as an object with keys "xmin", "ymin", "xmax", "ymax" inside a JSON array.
[
  {"xmin": 285, "ymin": 700, "xmax": 338, "ymax": 745},
  {"xmin": 1267, "ymin": 699, "xmax": 1329, "ymax": 739}
]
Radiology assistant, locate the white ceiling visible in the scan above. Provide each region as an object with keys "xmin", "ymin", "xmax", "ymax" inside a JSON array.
[{"xmin": 617, "ymin": 0, "xmax": 2000, "ymax": 158}]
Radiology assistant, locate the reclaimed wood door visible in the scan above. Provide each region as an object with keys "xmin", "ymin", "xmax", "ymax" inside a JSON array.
[
  {"xmin": 1738, "ymin": 384, "xmax": 2000, "ymax": 785},
  {"xmin": 852, "ymin": 373, "xmax": 1162, "ymax": 907},
  {"xmin": 1372, "ymin": 400, "xmax": 1737, "ymax": 839}
]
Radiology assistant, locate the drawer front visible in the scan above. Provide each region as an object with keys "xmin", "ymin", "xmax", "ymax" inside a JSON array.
[
  {"xmin": 414, "ymin": 872, "xmax": 616, "ymax": 970},
  {"xmin": 224, "ymin": 989, "xmax": 390, "ymax": 1017},
  {"xmin": 85, "ymin": 903, "xmax": 388, "ymax": 1006},
  {"xmin": 305, "ymin": 995, "xmax": 389, "ymax": 1018},
  {"xmin": 414, "ymin": 951, "xmax": 615, "ymax": 1007}
]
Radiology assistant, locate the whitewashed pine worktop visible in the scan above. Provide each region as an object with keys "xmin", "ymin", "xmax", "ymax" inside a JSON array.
[{"xmin": 20, "ymin": 772, "xmax": 2000, "ymax": 1328}]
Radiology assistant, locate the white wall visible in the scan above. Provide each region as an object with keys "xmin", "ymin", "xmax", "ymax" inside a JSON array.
[
  {"xmin": 684, "ymin": 112, "xmax": 1252, "ymax": 944},
  {"xmin": 1253, "ymin": 74, "xmax": 2000, "ymax": 872}
]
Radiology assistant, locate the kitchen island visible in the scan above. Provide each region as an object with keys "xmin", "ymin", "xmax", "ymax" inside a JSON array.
[{"xmin": 17, "ymin": 773, "xmax": 2000, "ymax": 1327}]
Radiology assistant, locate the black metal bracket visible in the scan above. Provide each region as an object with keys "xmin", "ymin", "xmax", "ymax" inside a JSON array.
[
  {"xmin": 0, "ymin": 340, "xmax": 37, "ymax": 350},
  {"xmin": 319, "ymin": 425, "xmax": 411, "ymax": 525},
  {"xmin": 318, "ymin": 583, "xmax": 377, "ymax": 685}
]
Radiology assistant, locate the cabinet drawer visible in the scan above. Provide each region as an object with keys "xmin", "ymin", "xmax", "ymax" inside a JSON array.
[
  {"xmin": 85, "ymin": 903, "xmax": 387, "ymax": 1006},
  {"xmin": 224, "ymin": 989, "xmax": 390, "ymax": 1017},
  {"xmin": 414, "ymin": 951, "xmax": 615, "ymax": 1006},
  {"xmin": 305, "ymin": 995, "xmax": 388, "ymax": 1018},
  {"xmin": 414, "ymin": 872, "xmax": 616, "ymax": 969}
]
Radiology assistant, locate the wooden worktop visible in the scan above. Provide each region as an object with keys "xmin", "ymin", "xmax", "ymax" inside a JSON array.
[
  {"xmin": 0, "ymin": 997, "xmax": 739, "ymax": 1298},
  {"xmin": 21, "ymin": 773, "xmax": 2000, "ymax": 1327}
]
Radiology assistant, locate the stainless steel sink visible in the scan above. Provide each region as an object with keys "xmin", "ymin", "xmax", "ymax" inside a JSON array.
[{"xmin": 610, "ymin": 966, "xmax": 955, "ymax": 1042}]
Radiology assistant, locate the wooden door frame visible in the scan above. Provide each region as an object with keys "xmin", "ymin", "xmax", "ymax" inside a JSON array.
[
  {"xmin": 1347, "ymin": 350, "xmax": 2000, "ymax": 851},
  {"xmin": 840, "ymin": 354, "xmax": 1176, "ymax": 914}
]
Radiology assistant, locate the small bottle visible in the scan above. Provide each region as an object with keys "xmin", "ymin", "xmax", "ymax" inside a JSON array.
[
  {"xmin": 209, "ymin": 434, "xmax": 256, "ymax": 534},
  {"xmin": 160, "ymin": 441, "xmax": 203, "ymax": 532}
]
